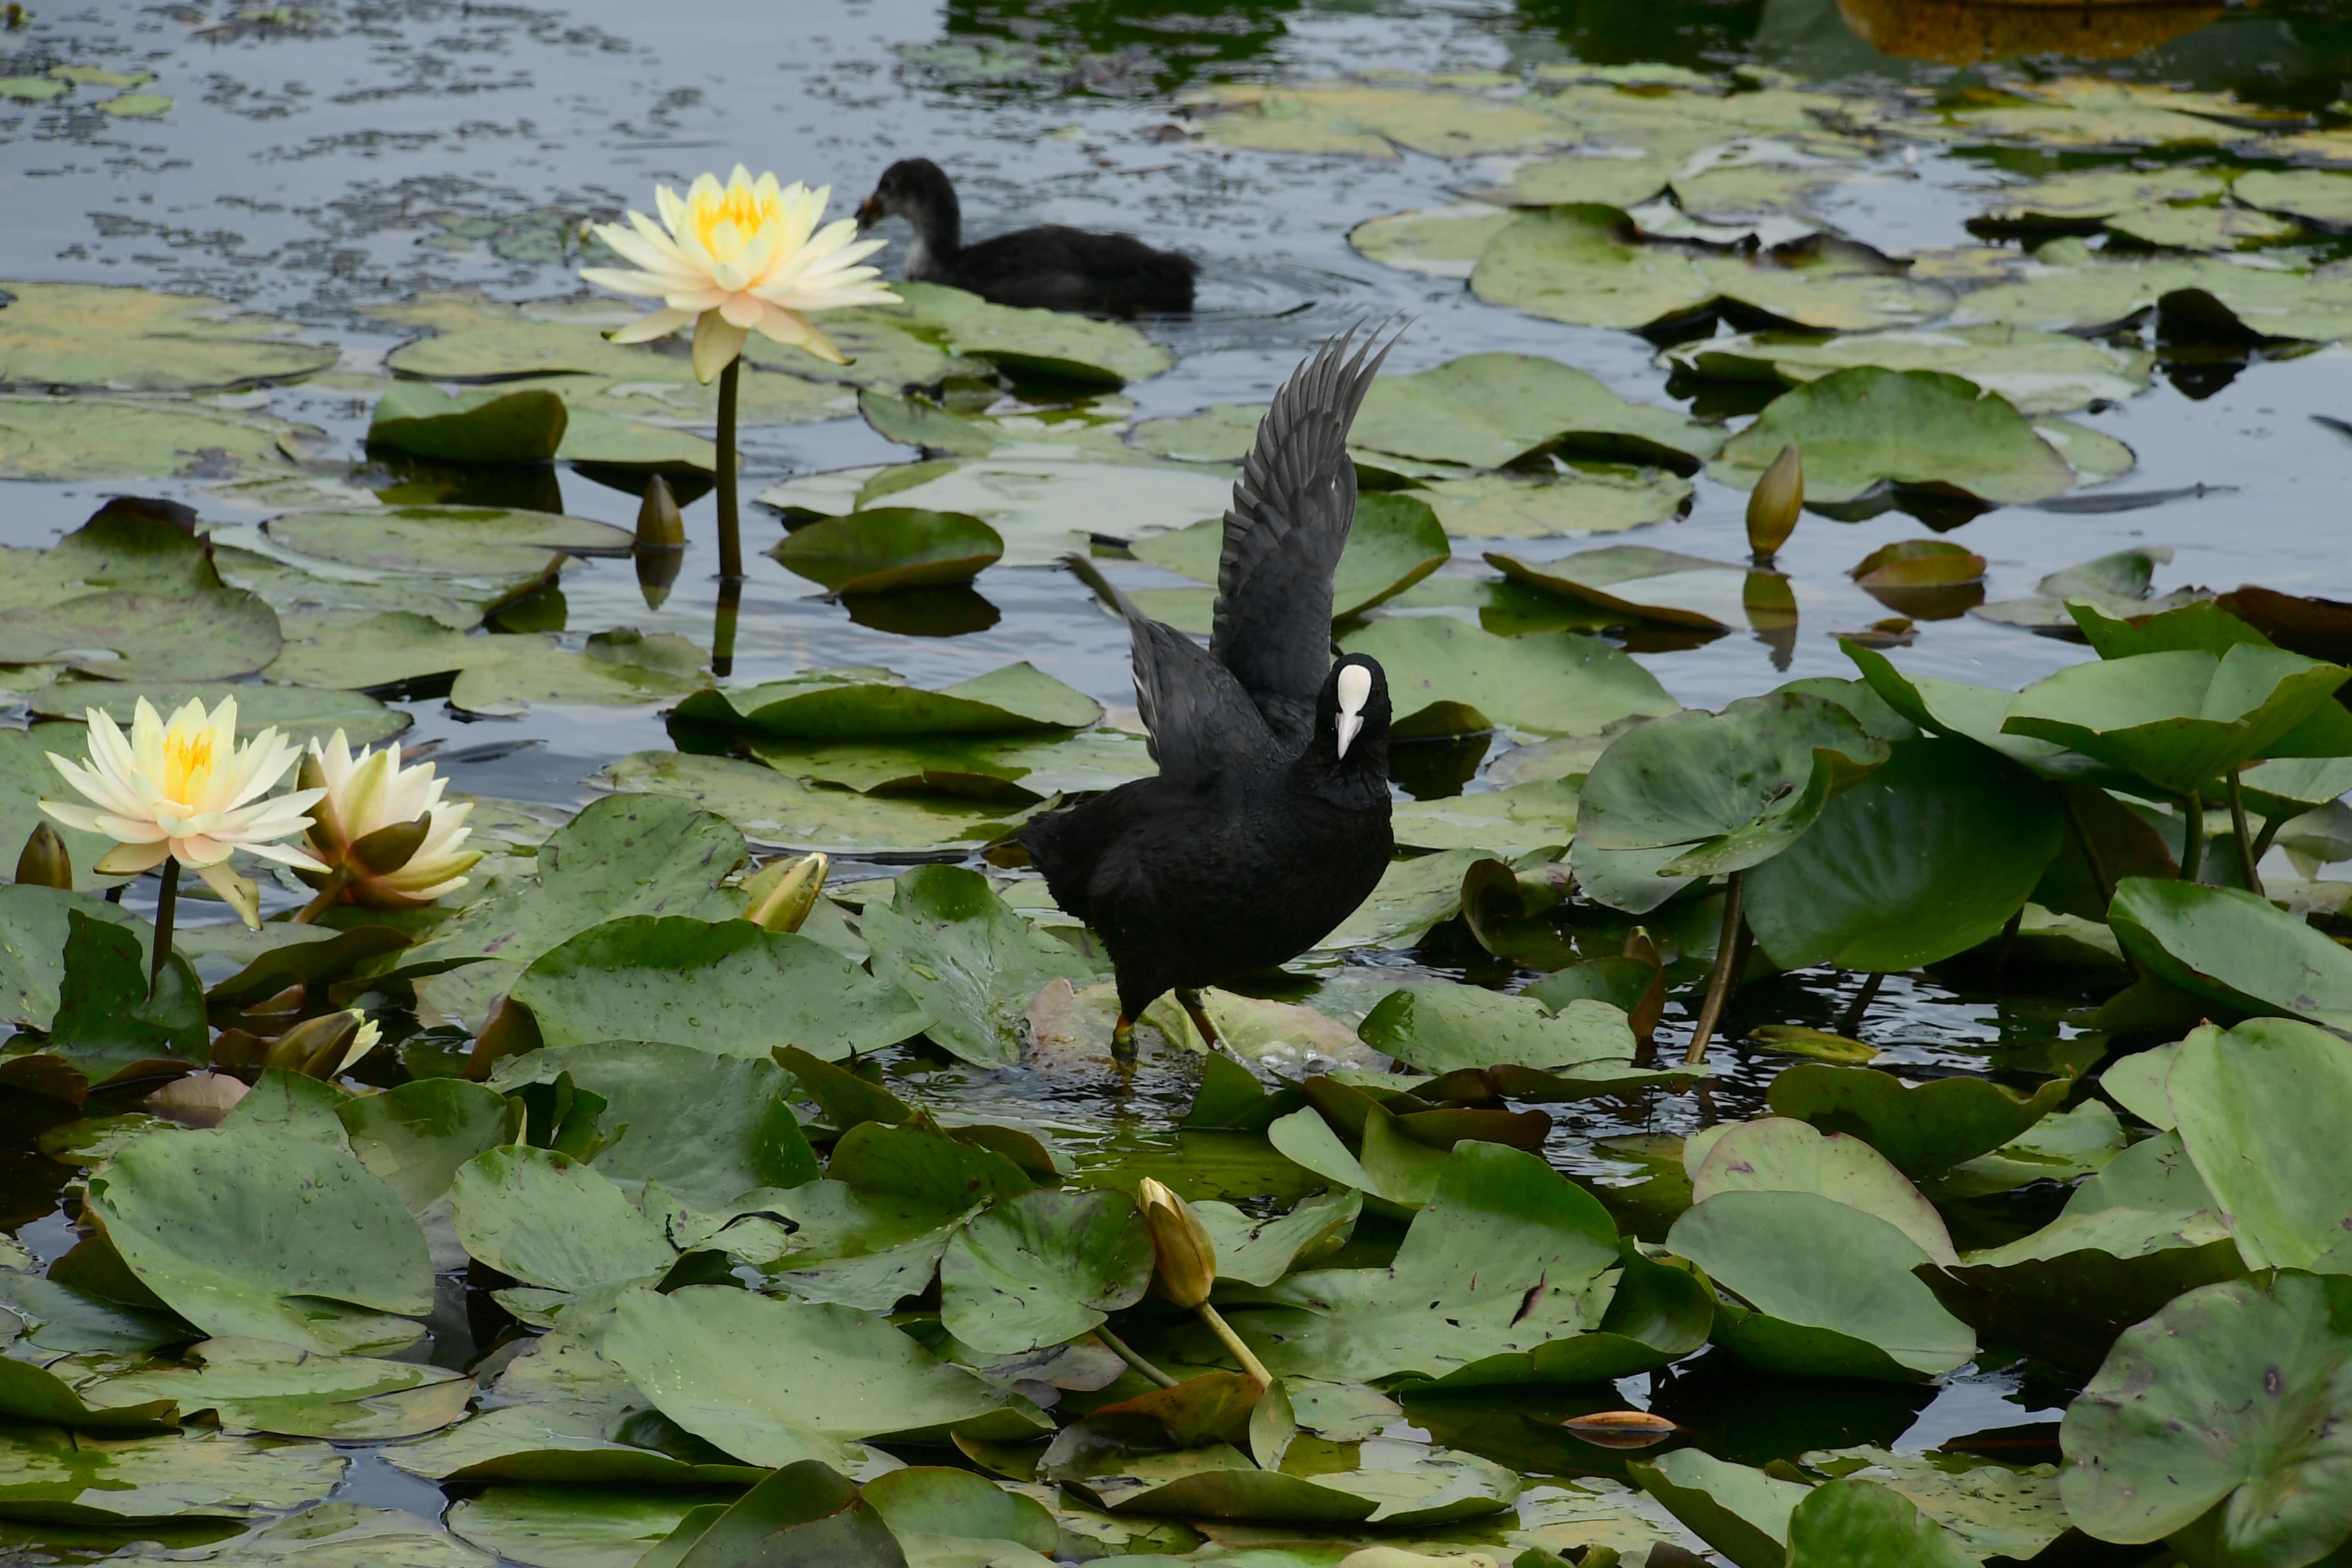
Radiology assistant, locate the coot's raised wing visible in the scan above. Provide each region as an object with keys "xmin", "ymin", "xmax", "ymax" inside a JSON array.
[
  {"xmin": 1061, "ymin": 552, "xmax": 1275, "ymax": 789},
  {"xmin": 1211, "ymin": 325, "xmax": 1398, "ymax": 748}
]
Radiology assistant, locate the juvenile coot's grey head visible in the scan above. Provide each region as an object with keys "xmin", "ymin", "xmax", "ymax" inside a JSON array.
[{"xmin": 852, "ymin": 155, "xmax": 1197, "ymax": 315}]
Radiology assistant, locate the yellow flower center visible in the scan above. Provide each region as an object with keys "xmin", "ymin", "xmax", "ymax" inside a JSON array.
[
  {"xmin": 688, "ymin": 182, "xmax": 778, "ymax": 263},
  {"xmin": 162, "ymin": 727, "xmax": 215, "ymax": 805}
]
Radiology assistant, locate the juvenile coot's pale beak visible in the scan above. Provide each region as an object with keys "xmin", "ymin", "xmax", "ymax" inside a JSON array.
[{"xmin": 1334, "ymin": 663, "xmax": 1371, "ymax": 759}]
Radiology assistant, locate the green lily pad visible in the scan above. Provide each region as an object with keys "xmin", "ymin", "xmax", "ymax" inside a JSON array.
[
  {"xmin": 1357, "ymin": 983, "xmax": 1634, "ymax": 1075},
  {"xmin": 1667, "ymin": 1190, "xmax": 1975, "ymax": 1380},
  {"xmin": 1963, "ymin": 243, "xmax": 2352, "ymax": 342},
  {"xmin": 161, "ymin": 1502, "xmax": 499, "ymax": 1566},
  {"xmin": 1785, "ymin": 1478, "xmax": 1974, "ymax": 1568},
  {"xmin": 1347, "ymin": 204, "xmax": 1516, "ymax": 279},
  {"xmin": 856, "ymin": 387, "xmax": 1133, "ymax": 460},
  {"xmin": 368, "ymin": 384, "xmax": 568, "ymax": 466},
  {"xmin": 1407, "ymin": 464, "xmax": 1693, "ymax": 539},
  {"xmin": 490, "ymin": 1041, "xmax": 819, "ymax": 1208},
  {"xmin": 1338, "ymin": 615, "xmax": 1676, "ymax": 739},
  {"xmin": 76, "ymin": 1338, "xmax": 471, "ymax": 1442},
  {"xmin": 1128, "ymin": 491, "xmax": 1447, "ymax": 620},
  {"xmin": 9, "ymin": 400, "xmax": 296, "ymax": 491},
  {"xmin": 1489, "ymin": 545, "xmax": 1775, "ymax": 631},
  {"xmin": 864, "ymin": 865, "xmax": 1098, "ymax": 1066},
  {"xmin": 1313, "ymin": 847, "xmax": 1489, "ymax": 950},
  {"xmin": 1059, "ymin": 1434, "xmax": 1520, "ymax": 1529},
  {"xmin": 447, "ymin": 629, "xmax": 707, "ymax": 717},
  {"xmin": 446, "ymin": 1487, "xmax": 709, "ymax": 1568},
  {"xmin": 402, "ymin": 793, "xmax": 746, "ymax": 1028},
  {"xmin": 0, "ymin": 586, "xmax": 280, "ymax": 681},
  {"xmin": 1219, "ymin": 1141, "xmax": 1621, "ymax": 1384},
  {"xmin": 1975, "ymin": 166, "xmax": 2234, "ymax": 229},
  {"xmin": 0, "ymin": 1426, "xmax": 341, "ymax": 1524},
  {"xmin": 596, "ymin": 750, "xmax": 1033, "ymax": 856},
  {"xmin": 1184, "ymin": 80, "xmax": 1571, "ymax": 160},
  {"xmin": 0, "ymin": 507, "xmax": 223, "ymax": 615},
  {"xmin": 1745, "ymin": 737, "xmax": 2066, "ymax": 971},
  {"xmin": 865, "ymin": 1464, "xmax": 1058, "ymax": 1553},
  {"xmin": 1349, "ymin": 353, "xmax": 1722, "ymax": 473},
  {"xmin": 892, "ymin": 282, "xmax": 1171, "ymax": 387},
  {"xmin": 2003, "ymin": 646, "xmax": 2347, "ymax": 799},
  {"xmin": 2235, "ymin": 169, "xmax": 2352, "ymax": 232},
  {"xmin": 1390, "ymin": 778, "xmax": 1579, "ymax": 854},
  {"xmin": 1472, "ymin": 208, "xmax": 1953, "ymax": 334},
  {"xmin": 1764, "ymin": 1062, "xmax": 2073, "ymax": 1179},
  {"xmin": 0, "ymin": 282, "xmax": 337, "ymax": 392},
  {"xmin": 1632, "ymin": 1449, "xmax": 1807, "ymax": 1568},
  {"xmin": 748, "ymin": 727, "xmax": 1153, "ymax": 805},
  {"xmin": 451, "ymin": 1146, "xmax": 678, "ymax": 1298},
  {"xmin": 511, "ymin": 916, "xmax": 926, "ymax": 1061},
  {"xmin": 31, "ymin": 679, "xmax": 407, "ymax": 749},
  {"xmin": 2169, "ymin": 1018, "xmax": 2352, "ymax": 1273},
  {"xmin": 84, "ymin": 1126, "xmax": 431, "ymax": 1356},
  {"xmin": 772, "ymin": 509, "xmax": 1004, "ymax": 594},
  {"xmin": 1268, "ymin": 1101, "xmax": 1448, "ymax": 1215},
  {"xmin": 385, "ymin": 1403, "xmax": 763, "ymax": 1488},
  {"xmin": 2109, "ymin": 878, "xmax": 2352, "ymax": 1032},
  {"xmin": 758, "ymin": 455, "xmax": 1233, "ymax": 567},
  {"xmin": 674, "ymin": 663, "xmax": 1099, "ymax": 740},
  {"xmin": 2061, "ymin": 1269, "xmax": 2352, "ymax": 1562},
  {"xmin": 1690, "ymin": 1118, "xmax": 1956, "ymax": 1266},
  {"xmin": 939, "ymin": 1187, "xmax": 1153, "ymax": 1355},
  {"xmin": 1124, "ymin": 401, "xmax": 1268, "ymax": 465},
  {"xmin": 1193, "ymin": 1190, "xmax": 1361, "ymax": 1288},
  {"xmin": 2106, "ymin": 204, "xmax": 2299, "ymax": 252},
  {"xmin": 1710, "ymin": 368, "xmax": 2081, "ymax": 505},
  {"xmin": 1662, "ymin": 324, "xmax": 2153, "ymax": 416},
  {"xmin": 643, "ymin": 1460, "xmax": 906, "ymax": 1568},
  {"xmin": 338, "ymin": 1078, "xmax": 520, "ymax": 1215},
  {"xmin": 605, "ymin": 1284, "xmax": 1046, "ymax": 1467},
  {"xmin": 264, "ymin": 506, "xmax": 632, "ymax": 576}
]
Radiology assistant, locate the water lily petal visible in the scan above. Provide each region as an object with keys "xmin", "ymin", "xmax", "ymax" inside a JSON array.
[
  {"xmin": 95, "ymin": 839, "xmax": 170, "ymax": 876},
  {"xmin": 194, "ymin": 860, "xmax": 262, "ymax": 928},
  {"xmin": 608, "ymin": 306, "xmax": 697, "ymax": 346},
  {"xmin": 749, "ymin": 306, "xmax": 848, "ymax": 366},
  {"xmin": 692, "ymin": 309, "xmax": 749, "ymax": 382}
]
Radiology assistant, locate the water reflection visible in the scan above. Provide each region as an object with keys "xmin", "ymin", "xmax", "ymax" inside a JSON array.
[
  {"xmin": 1833, "ymin": 0, "xmax": 2224, "ymax": 64},
  {"xmin": 939, "ymin": 0, "xmax": 1304, "ymax": 92}
]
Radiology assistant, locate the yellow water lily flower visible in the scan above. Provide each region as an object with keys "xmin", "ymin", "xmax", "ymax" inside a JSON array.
[
  {"xmin": 299, "ymin": 730, "xmax": 480, "ymax": 908},
  {"xmin": 41, "ymin": 696, "xmax": 325, "ymax": 927},
  {"xmin": 580, "ymin": 165, "xmax": 897, "ymax": 381}
]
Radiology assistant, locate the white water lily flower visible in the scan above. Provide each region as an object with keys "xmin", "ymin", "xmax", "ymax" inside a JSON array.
[
  {"xmin": 301, "ymin": 730, "xmax": 480, "ymax": 907},
  {"xmin": 41, "ymin": 696, "xmax": 325, "ymax": 927},
  {"xmin": 580, "ymin": 165, "xmax": 897, "ymax": 381}
]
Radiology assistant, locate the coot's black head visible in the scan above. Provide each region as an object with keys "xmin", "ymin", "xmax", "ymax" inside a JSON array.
[
  {"xmin": 1304, "ymin": 654, "xmax": 1391, "ymax": 801},
  {"xmin": 856, "ymin": 157, "xmax": 958, "ymax": 229}
]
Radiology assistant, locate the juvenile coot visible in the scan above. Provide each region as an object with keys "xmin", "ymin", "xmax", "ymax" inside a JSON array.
[
  {"xmin": 854, "ymin": 157, "xmax": 1199, "ymax": 315},
  {"xmin": 1021, "ymin": 328, "xmax": 1398, "ymax": 1059}
]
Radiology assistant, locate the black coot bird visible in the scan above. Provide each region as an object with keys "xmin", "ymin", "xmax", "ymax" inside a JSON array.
[
  {"xmin": 1021, "ymin": 328, "xmax": 1399, "ymax": 1060},
  {"xmin": 854, "ymin": 157, "xmax": 1199, "ymax": 315}
]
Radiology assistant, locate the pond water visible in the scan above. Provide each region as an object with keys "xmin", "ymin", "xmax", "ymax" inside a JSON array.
[{"xmin": 4, "ymin": 0, "xmax": 2352, "ymax": 1563}]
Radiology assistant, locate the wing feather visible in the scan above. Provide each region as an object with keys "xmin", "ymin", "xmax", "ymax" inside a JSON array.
[{"xmin": 1061, "ymin": 552, "xmax": 1275, "ymax": 789}]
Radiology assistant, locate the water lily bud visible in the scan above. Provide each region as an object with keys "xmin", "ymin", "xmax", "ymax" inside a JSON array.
[
  {"xmin": 636, "ymin": 475, "xmax": 686, "ymax": 549},
  {"xmin": 263, "ymin": 1010, "xmax": 360, "ymax": 1075},
  {"xmin": 14, "ymin": 822, "xmax": 70, "ymax": 890},
  {"xmin": 467, "ymin": 994, "xmax": 542, "ymax": 1080},
  {"xmin": 1745, "ymin": 444, "xmax": 1803, "ymax": 561},
  {"xmin": 299, "ymin": 732, "xmax": 479, "ymax": 908},
  {"xmin": 749, "ymin": 852, "xmax": 828, "ymax": 934},
  {"xmin": 1136, "ymin": 1176, "xmax": 1217, "ymax": 1309}
]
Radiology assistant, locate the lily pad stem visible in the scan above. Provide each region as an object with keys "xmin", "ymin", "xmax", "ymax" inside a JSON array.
[
  {"xmin": 716, "ymin": 357, "xmax": 742, "ymax": 584},
  {"xmin": 2226, "ymin": 768, "xmax": 2263, "ymax": 897},
  {"xmin": 1096, "ymin": 1326, "xmax": 1178, "ymax": 1389},
  {"xmin": 149, "ymin": 858, "xmax": 179, "ymax": 991},
  {"xmin": 1838, "ymin": 970, "xmax": 1885, "ymax": 1037},
  {"xmin": 2057, "ymin": 787, "xmax": 2115, "ymax": 912},
  {"xmin": 290, "ymin": 866, "xmax": 351, "ymax": 925},
  {"xmin": 2253, "ymin": 812, "xmax": 2285, "ymax": 864},
  {"xmin": 2179, "ymin": 790, "xmax": 2205, "ymax": 884},
  {"xmin": 1683, "ymin": 870, "xmax": 1746, "ymax": 1066},
  {"xmin": 1197, "ymin": 1302, "xmax": 1273, "ymax": 1389}
]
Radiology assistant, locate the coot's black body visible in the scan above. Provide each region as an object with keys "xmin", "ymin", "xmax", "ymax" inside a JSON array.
[
  {"xmin": 856, "ymin": 157, "xmax": 1199, "ymax": 315},
  {"xmin": 1021, "ymin": 329, "xmax": 1398, "ymax": 1046}
]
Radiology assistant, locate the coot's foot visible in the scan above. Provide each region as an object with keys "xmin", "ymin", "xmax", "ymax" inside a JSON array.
[
  {"xmin": 1176, "ymin": 988, "xmax": 1224, "ymax": 1052},
  {"xmin": 1112, "ymin": 1013, "xmax": 1137, "ymax": 1066}
]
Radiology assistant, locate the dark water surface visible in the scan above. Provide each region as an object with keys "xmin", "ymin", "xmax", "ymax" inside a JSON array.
[{"xmin": 4, "ymin": 0, "xmax": 2352, "ymax": 1557}]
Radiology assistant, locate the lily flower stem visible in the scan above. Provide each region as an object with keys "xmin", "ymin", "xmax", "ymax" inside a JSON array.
[
  {"xmin": 715, "ymin": 358, "xmax": 743, "ymax": 583},
  {"xmin": 1097, "ymin": 1326, "xmax": 1179, "ymax": 1389},
  {"xmin": 2057, "ymin": 787, "xmax": 2115, "ymax": 912},
  {"xmin": 2180, "ymin": 790, "xmax": 2205, "ymax": 884},
  {"xmin": 290, "ymin": 867, "xmax": 351, "ymax": 926},
  {"xmin": 2253, "ymin": 813, "xmax": 2284, "ymax": 864},
  {"xmin": 712, "ymin": 576, "xmax": 741, "ymax": 681},
  {"xmin": 1196, "ymin": 1302, "xmax": 1272, "ymax": 1389},
  {"xmin": 148, "ymin": 859, "xmax": 179, "ymax": 990},
  {"xmin": 1838, "ymin": 970, "xmax": 1885, "ymax": 1037},
  {"xmin": 2226, "ymin": 769, "xmax": 2264, "ymax": 897},
  {"xmin": 1684, "ymin": 870, "xmax": 1746, "ymax": 1066}
]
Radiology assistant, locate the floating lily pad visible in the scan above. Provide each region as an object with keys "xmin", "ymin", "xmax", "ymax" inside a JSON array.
[
  {"xmin": 1473, "ymin": 208, "xmax": 1953, "ymax": 334},
  {"xmin": 2107, "ymin": 878, "xmax": 2352, "ymax": 1032},
  {"xmin": 1693, "ymin": 1119, "xmax": 1955, "ymax": 1265},
  {"xmin": 367, "ymin": 384, "xmax": 568, "ymax": 466},
  {"xmin": 1184, "ymin": 81, "xmax": 1572, "ymax": 160},
  {"xmin": 451, "ymin": 1145, "xmax": 678, "ymax": 1300},
  {"xmin": 77, "ymin": 1339, "xmax": 471, "ymax": 1442},
  {"xmin": 772, "ymin": 509, "xmax": 1004, "ymax": 594},
  {"xmin": 2106, "ymin": 204, "xmax": 2299, "ymax": 252},
  {"xmin": 1784, "ymin": 1478, "xmax": 1975, "ymax": 1568},
  {"xmin": 1964, "ymin": 243, "xmax": 2352, "ymax": 343},
  {"xmin": 0, "ymin": 1426, "xmax": 342, "ymax": 1524},
  {"xmin": 1711, "ymin": 368, "xmax": 2080, "ymax": 505},
  {"xmin": 595, "ymin": 750, "xmax": 1033, "ymax": 856},
  {"xmin": 865, "ymin": 865, "xmax": 1098, "ymax": 1066},
  {"xmin": 84, "ymin": 1127, "xmax": 432, "ymax": 1356},
  {"xmin": 1407, "ymin": 464, "xmax": 1692, "ymax": 539},
  {"xmin": 30, "ymin": 679, "xmax": 407, "ymax": 749},
  {"xmin": 892, "ymin": 282, "xmax": 1172, "ymax": 387},
  {"xmin": 1128, "ymin": 491, "xmax": 1447, "ymax": 620},
  {"xmin": 1667, "ymin": 1190, "xmax": 1975, "ymax": 1380},
  {"xmin": 264, "ymin": 506, "xmax": 632, "ymax": 577},
  {"xmin": 509, "ymin": 915, "xmax": 927, "ymax": 1061},
  {"xmin": 1975, "ymin": 167, "xmax": 2233, "ymax": 231},
  {"xmin": 0, "ymin": 586, "xmax": 280, "ymax": 682},
  {"xmin": 0, "ymin": 396, "xmax": 303, "ymax": 482},
  {"xmin": 0, "ymin": 282, "xmax": 337, "ymax": 392},
  {"xmin": 1351, "ymin": 353, "xmax": 1722, "ymax": 473},
  {"xmin": 1632, "ymin": 1448, "xmax": 1807, "ymax": 1568},
  {"xmin": 448, "ymin": 629, "xmax": 707, "ymax": 717},
  {"xmin": 759, "ymin": 455, "xmax": 1233, "ymax": 567},
  {"xmin": 1765, "ymin": 1062, "xmax": 2073, "ymax": 1178},
  {"xmin": 1663, "ymin": 324, "xmax": 2153, "ymax": 416},
  {"xmin": 446, "ymin": 1487, "xmax": 708, "ymax": 1568},
  {"xmin": 338, "ymin": 1079, "xmax": 519, "ymax": 1215},
  {"xmin": 1347, "ymin": 204, "xmax": 1516, "ymax": 279},
  {"xmin": 1491, "ymin": 544, "xmax": 1774, "ymax": 631},
  {"xmin": 677, "ymin": 663, "xmax": 1099, "ymax": 740},
  {"xmin": 1338, "ymin": 615, "xmax": 1677, "ymax": 738},
  {"xmin": 2170, "ymin": 1018, "xmax": 2352, "ymax": 1274},
  {"xmin": 1358, "ymin": 983, "xmax": 1635, "ymax": 1075},
  {"xmin": 939, "ymin": 1187, "xmax": 1153, "ymax": 1355},
  {"xmin": 1391, "ymin": 777, "xmax": 1579, "ymax": 854},
  {"xmin": 749, "ymin": 727, "xmax": 1154, "ymax": 804},
  {"xmin": 1124, "ymin": 402, "xmax": 1266, "ymax": 465},
  {"xmin": 2235, "ymin": 168, "xmax": 2352, "ymax": 232}
]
